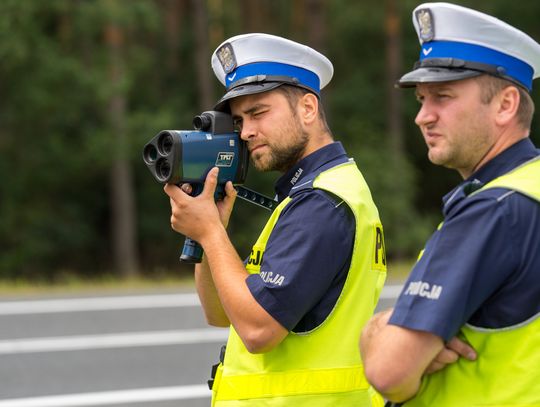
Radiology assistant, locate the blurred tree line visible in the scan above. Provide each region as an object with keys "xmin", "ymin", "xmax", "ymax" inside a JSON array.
[{"xmin": 1, "ymin": 0, "xmax": 539, "ymax": 281}]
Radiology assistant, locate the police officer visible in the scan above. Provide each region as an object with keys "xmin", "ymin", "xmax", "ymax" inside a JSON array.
[
  {"xmin": 165, "ymin": 33, "xmax": 387, "ymax": 406},
  {"xmin": 360, "ymin": 3, "xmax": 540, "ymax": 405}
]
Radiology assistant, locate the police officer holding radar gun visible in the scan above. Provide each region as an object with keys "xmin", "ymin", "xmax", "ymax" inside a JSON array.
[
  {"xmin": 360, "ymin": 3, "xmax": 540, "ymax": 406},
  {"xmin": 164, "ymin": 34, "xmax": 387, "ymax": 405}
]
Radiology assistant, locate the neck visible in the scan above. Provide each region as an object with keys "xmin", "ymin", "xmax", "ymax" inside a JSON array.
[
  {"xmin": 461, "ymin": 132, "xmax": 529, "ymax": 179},
  {"xmin": 300, "ymin": 124, "xmax": 334, "ymax": 159}
]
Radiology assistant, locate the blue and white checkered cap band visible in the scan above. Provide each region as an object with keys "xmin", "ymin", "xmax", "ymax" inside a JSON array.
[
  {"xmin": 420, "ymin": 40, "xmax": 535, "ymax": 90},
  {"xmin": 225, "ymin": 61, "xmax": 321, "ymax": 92}
]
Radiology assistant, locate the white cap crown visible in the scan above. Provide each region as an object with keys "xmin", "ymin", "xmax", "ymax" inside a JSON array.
[
  {"xmin": 399, "ymin": 2, "xmax": 540, "ymax": 90},
  {"xmin": 211, "ymin": 33, "xmax": 333, "ymax": 109}
]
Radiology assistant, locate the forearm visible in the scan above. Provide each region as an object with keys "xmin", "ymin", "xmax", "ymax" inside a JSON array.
[
  {"xmin": 200, "ymin": 226, "xmax": 288, "ymax": 353},
  {"xmin": 361, "ymin": 310, "xmax": 443, "ymax": 402},
  {"xmin": 194, "ymin": 258, "xmax": 229, "ymax": 327},
  {"xmin": 164, "ymin": 173, "xmax": 286, "ymax": 353}
]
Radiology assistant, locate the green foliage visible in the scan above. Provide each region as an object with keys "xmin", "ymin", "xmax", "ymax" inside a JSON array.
[{"xmin": 1, "ymin": 0, "xmax": 539, "ymax": 280}]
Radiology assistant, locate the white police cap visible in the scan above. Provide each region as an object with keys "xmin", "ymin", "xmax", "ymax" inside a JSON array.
[
  {"xmin": 211, "ymin": 33, "xmax": 333, "ymax": 110},
  {"xmin": 398, "ymin": 2, "xmax": 540, "ymax": 91}
]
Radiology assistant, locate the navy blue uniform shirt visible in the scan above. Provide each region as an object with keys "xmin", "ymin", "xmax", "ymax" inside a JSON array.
[
  {"xmin": 390, "ymin": 138, "xmax": 540, "ymax": 341},
  {"xmin": 245, "ymin": 142, "xmax": 356, "ymax": 333}
]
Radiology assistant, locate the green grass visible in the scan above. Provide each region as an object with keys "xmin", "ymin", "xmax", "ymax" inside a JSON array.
[
  {"xmin": 0, "ymin": 274, "xmax": 196, "ymax": 297},
  {"xmin": 386, "ymin": 258, "xmax": 416, "ymax": 284},
  {"xmin": 0, "ymin": 259, "xmax": 415, "ymax": 297}
]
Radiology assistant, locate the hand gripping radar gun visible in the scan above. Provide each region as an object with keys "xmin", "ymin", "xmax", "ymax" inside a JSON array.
[{"xmin": 143, "ymin": 111, "xmax": 275, "ymax": 263}]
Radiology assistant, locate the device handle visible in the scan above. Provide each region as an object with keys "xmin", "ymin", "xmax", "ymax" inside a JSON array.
[
  {"xmin": 178, "ymin": 183, "xmax": 204, "ymax": 263},
  {"xmin": 180, "ymin": 237, "xmax": 204, "ymax": 263}
]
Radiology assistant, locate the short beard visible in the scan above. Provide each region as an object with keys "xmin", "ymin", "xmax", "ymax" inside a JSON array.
[
  {"xmin": 252, "ymin": 122, "xmax": 309, "ymax": 172},
  {"xmin": 250, "ymin": 98, "xmax": 311, "ymax": 172},
  {"xmin": 267, "ymin": 132, "xmax": 308, "ymax": 172}
]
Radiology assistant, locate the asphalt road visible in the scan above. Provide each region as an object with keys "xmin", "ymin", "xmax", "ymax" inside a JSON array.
[{"xmin": 0, "ymin": 285, "xmax": 401, "ymax": 407}]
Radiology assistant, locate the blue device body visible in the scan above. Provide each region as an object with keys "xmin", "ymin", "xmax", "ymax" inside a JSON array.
[
  {"xmin": 143, "ymin": 111, "xmax": 249, "ymax": 263},
  {"xmin": 163, "ymin": 129, "xmax": 247, "ymax": 190}
]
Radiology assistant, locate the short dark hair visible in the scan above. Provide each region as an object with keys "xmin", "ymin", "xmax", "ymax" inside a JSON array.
[
  {"xmin": 274, "ymin": 85, "xmax": 333, "ymax": 136},
  {"xmin": 475, "ymin": 75, "xmax": 535, "ymax": 130}
]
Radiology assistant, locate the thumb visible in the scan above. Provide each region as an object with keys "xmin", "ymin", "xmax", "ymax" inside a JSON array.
[{"xmin": 201, "ymin": 167, "xmax": 219, "ymax": 198}]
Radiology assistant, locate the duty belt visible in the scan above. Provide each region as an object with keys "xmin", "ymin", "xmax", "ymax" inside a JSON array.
[{"xmin": 208, "ymin": 345, "xmax": 226, "ymax": 390}]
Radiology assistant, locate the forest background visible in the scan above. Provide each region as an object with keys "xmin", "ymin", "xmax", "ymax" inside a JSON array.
[{"xmin": 1, "ymin": 0, "xmax": 539, "ymax": 283}]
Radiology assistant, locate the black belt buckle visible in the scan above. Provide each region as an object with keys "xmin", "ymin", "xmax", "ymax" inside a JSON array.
[{"xmin": 207, "ymin": 345, "xmax": 226, "ymax": 390}]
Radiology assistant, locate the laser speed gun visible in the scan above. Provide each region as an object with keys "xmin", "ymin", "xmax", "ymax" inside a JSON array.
[{"xmin": 143, "ymin": 111, "xmax": 275, "ymax": 264}]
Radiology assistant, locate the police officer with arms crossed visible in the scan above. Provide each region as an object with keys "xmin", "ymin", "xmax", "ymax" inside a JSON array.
[
  {"xmin": 164, "ymin": 33, "xmax": 387, "ymax": 406},
  {"xmin": 360, "ymin": 3, "xmax": 540, "ymax": 405}
]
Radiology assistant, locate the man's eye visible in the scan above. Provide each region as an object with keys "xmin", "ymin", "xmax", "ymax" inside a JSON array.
[{"xmin": 233, "ymin": 120, "xmax": 242, "ymax": 132}]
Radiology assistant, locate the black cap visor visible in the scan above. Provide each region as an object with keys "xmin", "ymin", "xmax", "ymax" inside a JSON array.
[
  {"xmin": 397, "ymin": 67, "xmax": 482, "ymax": 88},
  {"xmin": 214, "ymin": 73, "xmax": 321, "ymax": 112},
  {"xmin": 214, "ymin": 82, "xmax": 285, "ymax": 112}
]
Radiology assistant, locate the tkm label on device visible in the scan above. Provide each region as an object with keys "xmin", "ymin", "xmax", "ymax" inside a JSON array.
[{"xmin": 216, "ymin": 152, "xmax": 235, "ymax": 167}]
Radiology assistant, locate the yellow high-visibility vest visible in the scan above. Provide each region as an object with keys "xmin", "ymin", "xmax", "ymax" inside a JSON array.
[
  {"xmin": 405, "ymin": 156, "xmax": 540, "ymax": 406},
  {"xmin": 211, "ymin": 161, "xmax": 386, "ymax": 406}
]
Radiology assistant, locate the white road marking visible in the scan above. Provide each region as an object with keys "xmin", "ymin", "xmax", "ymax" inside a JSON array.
[
  {"xmin": 0, "ymin": 286, "xmax": 403, "ymax": 404},
  {"xmin": 0, "ymin": 385, "xmax": 210, "ymax": 406},
  {"xmin": 0, "ymin": 285, "xmax": 402, "ymax": 316},
  {"xmin": 0, "ymin": 328, "xmax": 229, "ymax": 354},
  {"xmin": 0, "ymin": 293, "xmax": 200, "ymax": 315}
]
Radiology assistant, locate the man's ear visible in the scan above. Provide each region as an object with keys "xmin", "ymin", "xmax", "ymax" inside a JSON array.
[
  {"xmin": 494, "ymin": 86, "xmax": 520, "ymax": 127},
  {"xmin": 299, "ymin": 92, "xmax": 319, "ymax": 125}
]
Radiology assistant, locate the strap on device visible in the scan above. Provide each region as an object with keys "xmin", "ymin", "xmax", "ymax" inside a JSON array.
[{"xmin": 236, "ymin": 186, "xmax": 276, "ymax": 211}]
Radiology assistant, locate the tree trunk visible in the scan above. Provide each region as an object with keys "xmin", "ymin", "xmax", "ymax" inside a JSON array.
[
  {"xmin": 207, "ymin": 0, "xmax": 224, "ymax": 47},
  {"xmin": 305, "ymin": 0, "xmax": 326, "ymax": 51},
  {"xmin": 105, "ymin": 4, "xmax": 139, "ymax": 277},
  {"xmin": 304, "ymin": 0, "xmax": 330, "ymax": 119},
  {"xmin": 191, "ymin": 0, "xmax": 214, "ymax": 110},
  {"xmin": 385, "ymin": 0, "xmax": 408, "ymax": 258},
  {"xmin": 239, "ymin": 0, "xmax": 268, "ymax": 32},
  {"xmin": 385, "ymin": 0, "xmax": 404, "ymax": 154},
  {"xmin": 161, "ymin": 0, "xmax": 184, "ymax": 73}
]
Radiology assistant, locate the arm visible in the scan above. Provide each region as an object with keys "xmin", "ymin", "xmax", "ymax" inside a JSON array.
[
  {"xmin": 194, "ymin": 257, "xmax": 229, "ymax": 327},
  {"xmin": 361, "ymin": 193, "xmax": 515, "ymax": 402},
  {"xmin": 199, "ymin": 225, "xmax": 288, "ymax": 353},
  {"xmin": 360, "ymin": 309, "xmax": 476, "ymax": 402},
  {"xmin": 171, "ymin": 178, "xmax": 230, "ymax": 327},
  {"xmin": 164, "ymin": 168, "xmax": 288, "ymax": 353},
  {"xmin": 360, "ymin": 309, "xmax": 444, "ymax": 402}
]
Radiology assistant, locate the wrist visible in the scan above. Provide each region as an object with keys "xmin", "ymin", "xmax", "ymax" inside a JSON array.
[{"xmin": 199, "ymin": 223, "xmax": 228, "ymax": 249}]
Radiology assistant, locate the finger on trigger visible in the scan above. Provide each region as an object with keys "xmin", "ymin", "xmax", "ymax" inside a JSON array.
[{"xmin": 181, "ymin": 183, "xmax": 192, "ymax": 194}]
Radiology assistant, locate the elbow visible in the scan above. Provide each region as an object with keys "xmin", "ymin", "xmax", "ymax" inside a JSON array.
[
  {"xmin": 241, "ymin": 328, "xmax": 280, "ymax": 354},
  {"xmin": 364, "ymin": 359, "xmax": 416, "ymax": 402},
  {"xmin": 365, "ymin": 365, "xmax": 398, "ymax": 396}
]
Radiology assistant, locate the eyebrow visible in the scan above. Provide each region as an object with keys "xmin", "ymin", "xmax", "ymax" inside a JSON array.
[
  {"xmin": 233, "ymin": 103, "xmax": 270, "ymax": 119},
  {"xmin": 416, "ymin": 85, "xmax": 453, "ymax": 98}
]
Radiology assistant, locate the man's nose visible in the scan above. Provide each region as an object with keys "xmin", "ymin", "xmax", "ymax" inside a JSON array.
[
  {"xmin": 415, "ymin": 102, "xmax": 437, "ymax": 128},
  {"xmin": 240, "ymin": 119, "xmax": 256, "ymax": 141}
]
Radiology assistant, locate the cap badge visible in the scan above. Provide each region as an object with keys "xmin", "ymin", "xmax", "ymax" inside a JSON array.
[
  {"xmin": 216, "ymin": 43, "xmax": 237, "ymax": 74},
  {"xmin": 416, "ymin": 8, "xmax": 434, "ymax": 42}
]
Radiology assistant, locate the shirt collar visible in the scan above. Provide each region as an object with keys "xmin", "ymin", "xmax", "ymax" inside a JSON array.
[
  {"xmin": 466, "ymin": 138, "xmax": 539, "ymax": 185},
  {"xmin": 442, "ymin": 138, "xmax": 539, "ymax": 210},
  {"xmin": 274, "ymin": 142, "xmax": 349, "ymax": 202}
]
